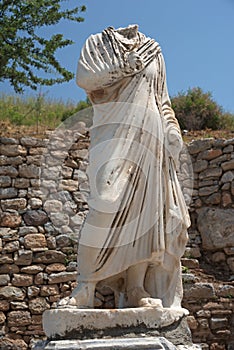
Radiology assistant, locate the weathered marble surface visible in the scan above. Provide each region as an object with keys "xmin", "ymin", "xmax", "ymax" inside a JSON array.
[
  {"xmin": 58, "ymin": 23, "xmax": 190, "ymax": 311},
  {"xmin": 37, "ymin": 307, "xmax": 197, "ymax": 350},
  {"xmin": 43, "ymin": 307, "xmax": 189, "ymax": 339},
  {"xmin": 38, "ymin": 339, "xmax": 202, "ymax": 350},
  {"xmin": 36, "ymin": 337, "xmax": 177, "ymax": 350},
  {"xmin": 36, "ymin": 337, "xmax": 201, "ymax": 350}
]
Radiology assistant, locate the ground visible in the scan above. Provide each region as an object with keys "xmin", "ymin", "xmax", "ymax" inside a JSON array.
[{"xmin": 1, "ymin": 119, "xmax": 234, "ymax": 141}]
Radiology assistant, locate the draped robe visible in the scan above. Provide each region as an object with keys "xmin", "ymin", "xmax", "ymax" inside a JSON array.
[{"xmin": 76, "ymin": 27, "xmax": 190, "ymax": 306}]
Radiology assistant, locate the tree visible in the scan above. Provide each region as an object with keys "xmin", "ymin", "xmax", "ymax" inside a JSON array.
[
  {"xmin": 0, "ymin": 0, "xmax": 86, "ymax": 93},
  {"xmin": 171, "ymin": 87, "xmax": 223, "ymax": 130}
]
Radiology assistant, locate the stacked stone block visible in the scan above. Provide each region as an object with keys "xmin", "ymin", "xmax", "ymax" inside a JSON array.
[
  {"xmin": 0, "ymin": 133, "xmax": 233, "ymax": 349},
  {"xmin": 181, "ymin": 138, "xmax": 234, "ymax": 350}
]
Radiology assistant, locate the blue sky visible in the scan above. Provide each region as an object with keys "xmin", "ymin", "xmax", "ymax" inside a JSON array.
[{"xmin": 1, "ymin": 0, "xmax": 234, "ymax": 112}]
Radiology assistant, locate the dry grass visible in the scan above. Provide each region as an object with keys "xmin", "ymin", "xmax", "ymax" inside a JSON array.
[
  {"xmin": 0, "ymin": 119, "xmax": 52, "ymax": 138},
  {"xmin": 183, "ymin": 128, "xmax": 234, "ymax": 143},
  {"xmin": 1, "ymin": 120, "xmax": 234, "ymax": 142}
]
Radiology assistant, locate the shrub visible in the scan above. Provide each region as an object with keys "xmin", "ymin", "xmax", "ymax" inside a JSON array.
[
  {"xmin": 171, "ymin": 87, "xmax": 223, "ymax": 130},
  {"xmin": 219, "ymin": 112, "xmax": 234, "ymax": 130},
  {"xmin": 61, "ymin": 98, "xmax": 92, "ymax": 122}
]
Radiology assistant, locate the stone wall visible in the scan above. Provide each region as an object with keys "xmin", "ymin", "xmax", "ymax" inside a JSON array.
[
  {"xmin": 181, "ymin": 137, "xmax": 234, "ymax": 280},
  {"xmin": 181, "ymin": 138, "xmax": 234, "ymax": 350},
  {"xmin": 0, "ymin": 131, "xmax": 233, "ymax": 349}
]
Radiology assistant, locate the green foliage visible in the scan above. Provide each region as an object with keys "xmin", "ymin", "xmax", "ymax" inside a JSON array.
[
  {"xmin": 61, "ymin": 98, "xmax": 92, "ymax": 121},
  {"xmin": 226, "ymin": 294, "xmax": 233, "ymax": 299},
  {"xmin": 1, "ymin": 88, "xmax": 233, "ymax": 134},
  {"xmin": 0, "ymin": 0, "xmax": 86, "ymax": 92},
  {"xmin": 0, "ymin": 93, "xmax": 76, "ymax": 128},
  {"xmin": 219, "ymin": 112, "xmax": 234, "ymax": 130},
  {"xmin": 171, "ymin": 87, "xmax": 234, "ymax": 131},
  {"xmin": 182, "ymin": 266, "xmax": 190, "ymax": 273}
]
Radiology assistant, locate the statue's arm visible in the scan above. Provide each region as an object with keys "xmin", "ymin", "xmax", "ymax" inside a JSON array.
[
  {"xmin": 159, "ymin": 54, "xmax": 183, "ymax": 157},
  {"xmin": 76, "ymin": 33, "xmax": 143, "ymax": 93}
]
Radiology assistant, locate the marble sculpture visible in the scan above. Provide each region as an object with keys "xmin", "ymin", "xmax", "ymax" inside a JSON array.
[{"xmin": 58, "ymin": 24, "xmax": 190, "ymax": 310}]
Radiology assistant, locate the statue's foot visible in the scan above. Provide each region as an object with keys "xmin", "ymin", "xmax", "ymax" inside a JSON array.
[
  {"xmin": 57, "ymin": 296, "xmax": 79, "ymax": 308},
  {"xmin": 127, "ymin": 287, "xmax": 150, "ymax": 307},
  {"xmin": 127, "ymin": 287, "xmax": 163, "ymax": 308},
  {"xmin": 138, "ymin": 297, "xmax": 163, "ymax": 308},
  {"xmin": 57, "ymin": 282, "xmax": 95, "ymax": 309}
]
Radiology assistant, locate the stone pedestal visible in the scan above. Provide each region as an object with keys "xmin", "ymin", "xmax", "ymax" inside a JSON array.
[
  {"xmin": 35, "ymin": 337, "xmax": 186, "ymax": 349},
  {"xmin": 34, "ymin": 307, "xmax": 201, "ymax": 349},
  {"xmin": 43, "ymin": 307, "xmax": 189, "ymax": 340}
]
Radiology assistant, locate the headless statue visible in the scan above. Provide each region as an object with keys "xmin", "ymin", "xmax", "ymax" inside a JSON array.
[{"xmin": 58, "ymin": 25, "xmax": 190, "ymax": 310}]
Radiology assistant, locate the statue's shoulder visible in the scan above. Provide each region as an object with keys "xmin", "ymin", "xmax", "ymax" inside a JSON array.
[{"xmin": 84, "ymin": 32, "xmax": 102, "ymax": 43}]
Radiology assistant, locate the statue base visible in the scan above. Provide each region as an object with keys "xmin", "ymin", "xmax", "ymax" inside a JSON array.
[
  {"xmin": 35, "ymin": 307, "xmax": 201, "ymax": 349},
  {"xmin": 35, "ymin": 337, "xmax": 201, "ymax": 350}
]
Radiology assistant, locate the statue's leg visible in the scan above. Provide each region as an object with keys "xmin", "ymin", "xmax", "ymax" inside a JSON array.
[
  {"xmin": 145, "ymin": 255, "xmax": 183, "ymax": 308},
  {"xmin": 164, "ymin": 261, "xmax": 183, "ymax": 309},
  {"xmin": 57, "ymin": 281, "xmax": 96, "ymax": 308},
  {"xmin": 126, "ymin": 262, "xmax": 162, "ymax": 308}
]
